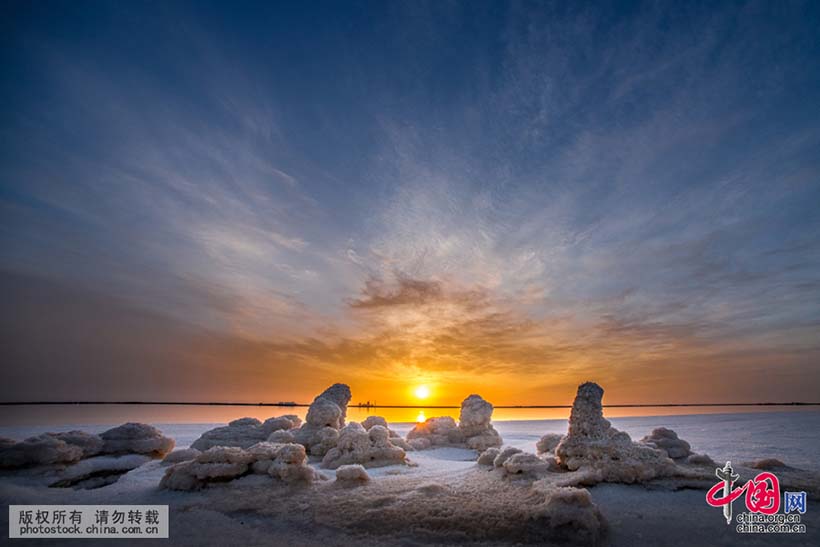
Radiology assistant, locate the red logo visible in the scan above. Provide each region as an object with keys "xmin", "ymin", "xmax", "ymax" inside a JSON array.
[{"xmin": 707, "ymin": 471, "xmax": 781, "ymax": 515}]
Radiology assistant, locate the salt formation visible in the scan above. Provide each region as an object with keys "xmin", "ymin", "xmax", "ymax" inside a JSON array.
[
  {"xmin": 162, "ymin": 448, "xmax": 202, "ymax": 464},
  {"xmin": 262, "ymin": 415, "xmax": 302, "ymax": 431},
  {"xmin": 502, "ymin": 452, "xmax": 559, "ymax": 477},
  {"xmin": 190, "ymin": 415, "xmax": 301, "ymax": 451},
  {"xmin": 51, "ymin": 454, "xmax": 152, "ymax": 489},
  {"xmin": 554, "ymin": 382, "xmax": 676, "ymax": 483},
  {"xmin": 477, "ymin": 447, "xmax": 501, "ymax": 465},
  {"xmin": 321, "ymin": 423, "xmax": 408, "ymax": 469},
  {"xmin": 249, "ymin": 442, "xmax": 318, "ymax": 482},
  {"xmin": 335, "ymin": 464, "xmax": 370, "ymax": 483},
  {"xmin": 479, "ymin": 445, "xmax": 558, "ymax": 478},
  {"xmin": 99, "ymin": 423, "xmax": 175, "ymax": 457},
  {"xmin": 640, "ymin": 427, "xmax": 719, "ymax": 467},
  {"xmin": 292, "ymin": 384, "xmax": 352, "ymax": 457},
  {"xmin": 640, "ymin": 427, "xmax": 692, "ymax": 459},
  {"xmin": 745, "ymin": 458, "xmax": 792, "ymax": 470},
  {"xmin": 407, "ymin": 417, "xmax": 459, "ymax": 450},
  {"xmin": 361, "ymin": 416, "xmax": 413, "ymax": 450},
  {"xmin": 532, "ymin": 487, "xmax": 608, "ymax": 546},
  {"xmin": 47, "ymin": 431, "xmax": 104, "ymax": 458},
  {"xmin": 0, "ymin": 423, "xmax": 174, "ymax": 469},
  {"xmin": 536, "ymin": 433, "xmax": 563, "ymax": 455},
  {"xmin": 458, "ymin": 394, "xmax": 504, "ymax": 450},
  {"xmin": 160, "ymin": 442, "xmax": 318, "ymax": 491},
  {"xmin": 361, "ymin": 416, "xmax": 389, "ymax": 430},
  {"xmin": 492, "ymin": 446, "xmax": 522, "ymax": 467},
  {"xmin": 0, "ymin": 434, "xmax": 84, "ymax": 468},
  {"xmin": 160, "ymin": 446, "xmax": 252, "ymax": 490},
  {"xmin": 406, "ymin": 394, "xmax": 502, "ymax": 451},
  {"xmin": 267, "ymin": 430, "xmax": 295, "ymax": 443},
  {"xmin": 306, "ymin": 384, "xmax": 352, "ymax": 428},
  {"xmin": 686, "ymin": 453, "xmax": 716, "ymax": 466}
]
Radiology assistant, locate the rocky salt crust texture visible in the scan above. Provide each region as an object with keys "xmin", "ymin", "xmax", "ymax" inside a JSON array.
[
  {"xmin": 474, "ymin": 382, "xmax": 715, "ymax": 488},
  {"xmin": 0, "ymin": 434, "xmax": 85, "ymax": 468},
  {"xmin": 292, "ymin": 383, "xmax": 352, "ymax": 457},
  {"xmin": 160, "ymin": 442, "xmax": 319, "ymax": 491},
  {"xmin": 361, "ymin": 415, "xmax": 413, "ymax": 450},
  {"xmin": 0, "ymin": 423, "xmax": 174, "ymax": 469},
  {"xmin": 190, "ymin": 415, "xmax": 302, "ymax": 451},
  {"xmin": 334, "ymin": 464, "xmax": 370, "ymax": 483},
  {"xmin": 553, "ymin": 382, "xmax": 680, "ymax": 483},
  {"xmin": 536, "ymin": 433, "xmax": 563, "ymax": 455},
  {"xmin": 321, "ymin": 422, "xmax": 408, "ymax": 469},
  {"xmin": 0, "ymin": 422, "xmax": 175, "ymax": 489},
  {"xmin": 162, "ymin": 448, "xmax": 202, "ymax": 464},
  {"xmin": 190, "ymin": 384, "xmax": 414, "ymax": 469},
  {"xmin": 407, "ymin": 394, "xmax": 503, "ymax": 451},
  {"xmin": 99, "ymin": 423, "xmax": 175, "ymax": 457}
]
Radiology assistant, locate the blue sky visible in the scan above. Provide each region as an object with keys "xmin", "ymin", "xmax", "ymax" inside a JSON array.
[{"xmin": 1, "ymin": 1, "xmax": 819, "ymax": 404}]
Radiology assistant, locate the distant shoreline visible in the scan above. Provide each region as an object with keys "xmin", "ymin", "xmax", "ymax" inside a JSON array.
[{"xmin": 0, "ymin": 401, "xmax": 818, "ymax": 408}]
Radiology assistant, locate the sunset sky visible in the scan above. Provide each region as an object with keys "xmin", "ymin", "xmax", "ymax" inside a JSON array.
[{"xmin": 2, "ymin": 1, "xmax": 819, "ymax": 406}]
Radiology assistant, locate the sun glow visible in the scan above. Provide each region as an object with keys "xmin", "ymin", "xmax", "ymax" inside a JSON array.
[
  {"xmin": 416, "ymin": 411, "xmax": 426, "ymax": 423},
  {"xmin": 414, "ymin": 385, "xmax": 430, "ymax": 400}
]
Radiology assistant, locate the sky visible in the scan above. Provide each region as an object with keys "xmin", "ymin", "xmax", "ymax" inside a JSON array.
[{"xmin": 1, "ymin": 1, "xmax": 819, "ymax": 406}]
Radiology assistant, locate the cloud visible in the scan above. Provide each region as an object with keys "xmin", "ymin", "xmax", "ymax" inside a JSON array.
[{"xmin": 348, "ymin": 276, "xmax": 446, "ymax": 309}]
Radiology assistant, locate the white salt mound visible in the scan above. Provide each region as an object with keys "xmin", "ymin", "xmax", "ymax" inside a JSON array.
[
  {"xmin": 460, "ymin": 394, "xmax": 504, "ymax": 451},
  {"xmin": 640, "ymin": 427, "xmax": 692, "ymax": 459},
  {"xmin": 536, "ymin": 433, "xmax": 563, "ymax": 455},
  {"xmin": 493, "ymin": 446, "xmax": 523, "ymax": 467},
  {"xmin": 162, "ymin": 448, "xmax": 202, "ymax": 464},
  {"xmin": 686, "ymin": 453, "xmax": 716, "ymax": 466},
  {"xmin": 51, "ymin": 454, "xmax": 152, "ymax": 489},
  {"xmin": 406, "ymin": 394, "xmax": 503, "ymax": 452},
  {"xmin": 292, "ymin": 383, "xmax": 352, "ymax": 457},
  {"xmin": 47, "ymin": 431, "xmax": 104, "ymax": 458},
  {"xmin": 477, "ymin": 447, "xmax": 501, "ymax": 466},
  {"xmin": 321, "ymin": 423, "xmax": 407, "ymax": 469},
  {"xmin": 160, "ymin": 442, "xmax": 318, "ymax": 491},
  {"xmin": 262, "ymin": 415, "xmax": 302, "ymax": 432},
  {"xmin": 745, "ymin": 458, "xmax": 792, "ymax": 470},
  {"xmin": 554, "ymin": 382, "xmax": 677, "ymax": 484},
  {"xmin": 503, "ymin": 452, "xmax": 559, "ymax": 477},
  {"xmin": 533, "ymin": 487, "xmax": 607, "ymax": 546},
  {"xmin": 362, "ymin": 415, "xmax": 414, "ymax": 451},
  {"xmin": 0, "ymin": 423, "xmax": 173, "ymax": 469},
  {"xmin": 335, "ymin": 464, "xmax": 370, "ymax": 483},
  {"xmin": 100, "ymin": 423, "xmax": 175, "ymax": 457},
  {"xmin": 407, "ymin": 416, "xmax": 459, "ymax": 447},
  {"xmin": 190, "ymin": 415, "xmax": 299, "ymax": 451},
  {"xmin": 0, "ymin": 434, "xmax": 84, "ymax": 468},
  {"xmin": 267, "ymin": 430, "xmax": 295, "ymax": 444}
]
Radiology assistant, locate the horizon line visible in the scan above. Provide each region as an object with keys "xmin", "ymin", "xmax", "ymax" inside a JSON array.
[{"xmin": 0, "ymin": 401, "xmax": 818, "ymax": 408}]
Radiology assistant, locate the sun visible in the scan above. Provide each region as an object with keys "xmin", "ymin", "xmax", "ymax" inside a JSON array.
[{"xmin": 414, "ymin": 385, "xmax": 431, "ymax": 400}]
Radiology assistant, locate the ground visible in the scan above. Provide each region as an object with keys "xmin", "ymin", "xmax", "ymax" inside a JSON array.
[{"xmin": 2, "ymin": 415, "xmax": 819, "ymax": 546}]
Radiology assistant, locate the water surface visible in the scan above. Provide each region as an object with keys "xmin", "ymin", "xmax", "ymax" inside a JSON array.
[{"xmin": 1, "ymin": 402, "xmax": 817, "ymax": 427}]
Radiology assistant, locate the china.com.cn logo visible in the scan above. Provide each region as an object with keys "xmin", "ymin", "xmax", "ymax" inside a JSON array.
[{"xmin": 706, "ymin": 461, "xmax": 807, "ymax": 534}]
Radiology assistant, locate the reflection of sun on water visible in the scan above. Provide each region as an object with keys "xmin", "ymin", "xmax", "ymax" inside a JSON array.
[{"xmin": 416, "ymin": 411, "xmax": 426, "ymax": 423}]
